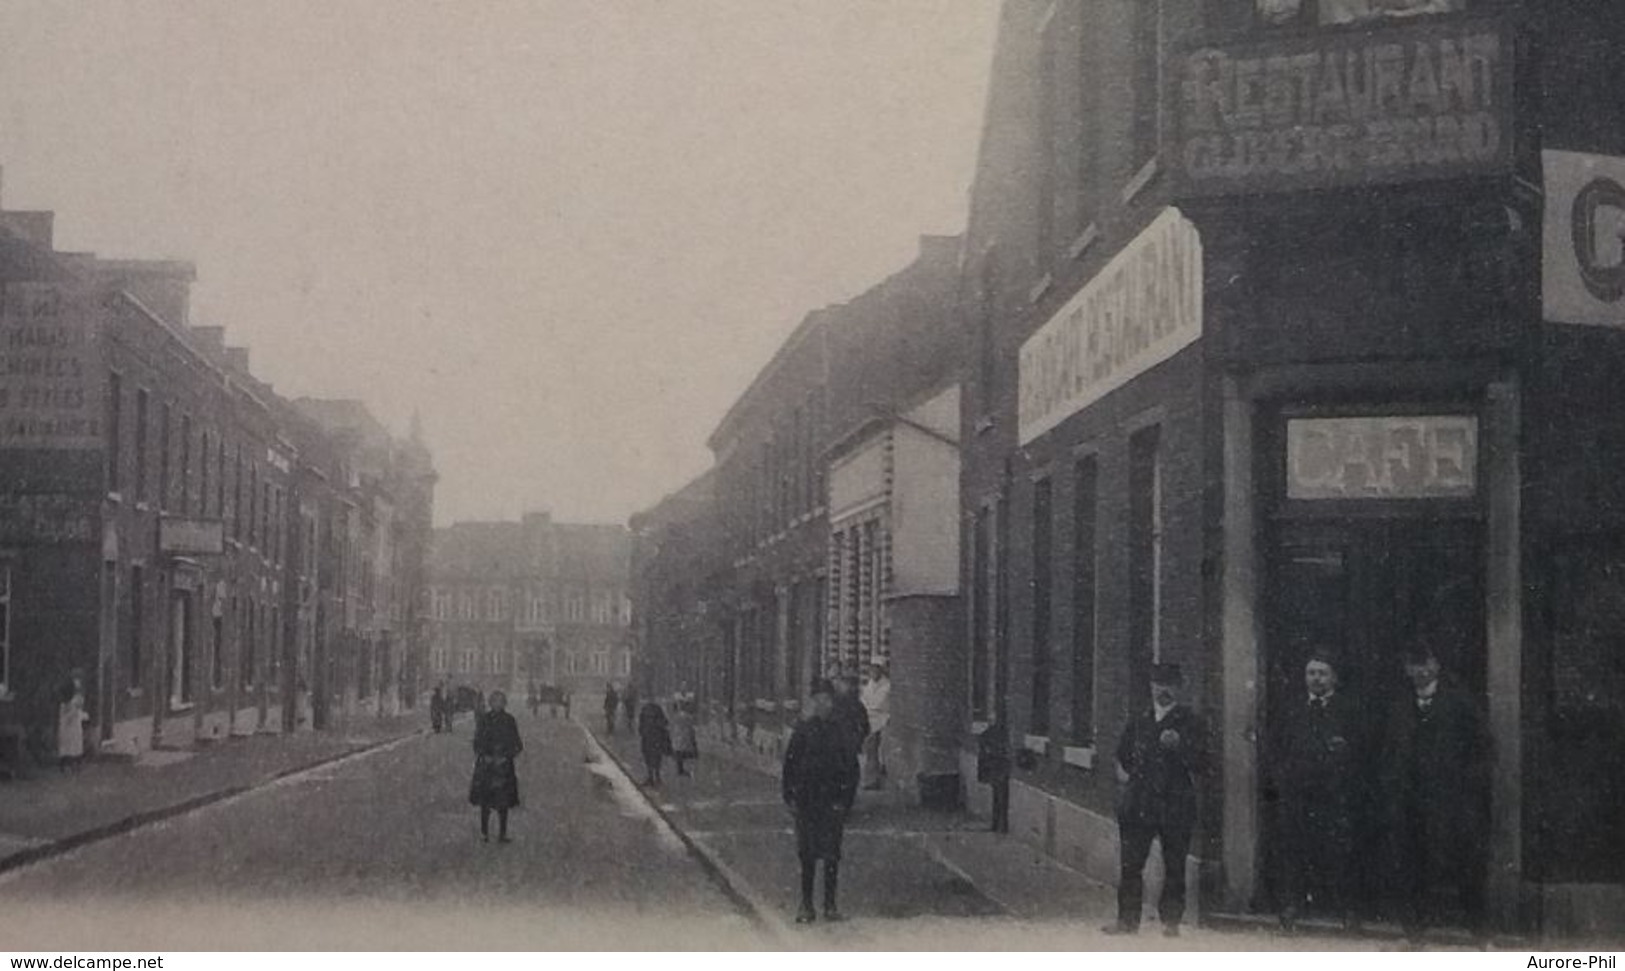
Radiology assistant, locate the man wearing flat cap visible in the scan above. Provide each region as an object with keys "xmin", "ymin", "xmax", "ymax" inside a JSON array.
[
  {"xmin": 782, "ymin": 677, "xmax": 861, "ymax": 924},
  {"xmin": 1105, "ymin": 661, "xmax": 1209, "ymax": 937}
]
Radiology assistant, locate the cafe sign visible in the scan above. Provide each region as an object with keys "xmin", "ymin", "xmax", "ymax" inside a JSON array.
[
  {"xmin": 1018, "ymin": 208, "xmax": 1203, "ymax": 445},
  {"xmin": 1172, "ymin": 17, "xmax": 1511, "ymax": 195},
  {"xmin": 1287, "ymin": 415, "xmax": 1477, "ymax": 500}
]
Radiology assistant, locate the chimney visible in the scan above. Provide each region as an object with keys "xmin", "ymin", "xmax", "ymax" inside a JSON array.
[
  {"xmin": 190, "ymin": 325, "xmax": 226, "ymax": 355},
  {"xmin": 225, "ymin": 347, "xmax": 250, "ymax": 373},
  {"xmin": 0, "ymin": 211, "xmax": 55, "ymax": 251}
]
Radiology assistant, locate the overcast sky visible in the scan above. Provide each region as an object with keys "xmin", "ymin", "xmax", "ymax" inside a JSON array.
[{"xmin": 0, "ymin": 1, "xmax": 996, "ymax": 526}]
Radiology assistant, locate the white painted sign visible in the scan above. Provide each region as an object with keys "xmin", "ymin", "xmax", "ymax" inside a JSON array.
[
  {"xmin": 159, "ymin": 517, "xmax": 226, "ymax": 555},
  {"xmin": 1544, "ymin": 150, "xmax": 1625, "ymax": 327},
  {"xmin": 1018, "ymin": 208, "xmax": 1203, "ymax": 445},
  {"xmin": 1287, "ymin": 415, "xmax": 1477, "ymax": 500}
]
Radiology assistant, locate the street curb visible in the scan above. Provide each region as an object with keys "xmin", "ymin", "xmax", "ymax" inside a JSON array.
[
  {"xmin": 575, "ymin": 719, "xmax": 791, "ymax": 947},
  {"xmin": 0, "ymin": 727, "xmax": 428, "ymax": 879}
]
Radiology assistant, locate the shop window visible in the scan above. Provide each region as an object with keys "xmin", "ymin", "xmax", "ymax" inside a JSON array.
[
  {"xmin": 269, "ymin": 606, "xmax": 281, "ymax": 681},
  {"xmin": 1030, "ymin": 476, "xmax": 1054, "ymax": 737},
  {"xmin": 242, "ymin": 601, "xmax": 257, "ymax": 689},
  {"xmin": 170, "ymin": 591, "xmax": 192, "ymax": 707},
  {"xmin": 211, "ymin": 613, "xmax": 225, "ymax": 692},
  {"xmin": 1071, "ymin": 456, "xmax": 1099, "ymax": 745}
]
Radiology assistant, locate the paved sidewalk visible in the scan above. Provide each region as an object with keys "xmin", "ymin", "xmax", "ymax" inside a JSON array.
[
  {"xmin": 0, "ymin": 711, "xmax": 428, "ymax": 867},
  {"xmin": 588, "ymin": 720, "xmax": 1382, "ymax": 950}
]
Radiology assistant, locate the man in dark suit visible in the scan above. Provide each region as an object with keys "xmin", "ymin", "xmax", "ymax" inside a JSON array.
[
  {"xmin": 1384, "ymin": 644, "xmax": 1491, "ymax": 942},
  {"xmin": 1105, "ymin": 662, "xmax": 1209, "ymax": 938},
  {"xmin": 1271, "ymin": 651, "xmax": 1360, "ymax": 933},
  {"xmin": 783, "ymin": 678, "xmax": 861, "ymax": 924}
]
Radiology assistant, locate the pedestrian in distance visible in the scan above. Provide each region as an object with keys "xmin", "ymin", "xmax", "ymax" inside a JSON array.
[
  {"xmin": 56, "ymin": 669, "xmax": 89, "ymax": 772},
  {"xmin": 430, "ymin": 683, "xmax": 446, "ymax": 734},
  {"xmin": 782, "ymin": 678, "xmax": 860, "ymax": 924},
  {"xmin": 1270, "ymin": 651, "xmax": 1361, "ymax": 934},
  {"xmin": 527, "ymin": 681, "xmax": 541, "ymax": 719},
  {"xmin": 621, "ymin": 682, "xmax": 640, "ymax": 733},
  {"xmin": 1382, "ymin": 643, "xmax": 1491, "ymax": 944},
  {"xmin": 602, "ymin": 683, "xmax": 619, "ymax": 736},
  {"xmin": 831, "ymin": 672, "xmax": 870, "ymax": 765},
  {"xmin": 638, "ymin": 699, "xmax": 672, "ymax": 787},
  {"xmin": 859, "ymin": 661, "xmax": 890, "ymax": 790},
  {"xmin": 562, "ymin": 688, "xmax": 572, "ymax": 721},
  {"xmin": 976, "ymin": 717, "xmax": 1012, "ymax": 834},
  {"xmin": 670, "ymin": 699, "xmax": 699, "ymax": 777},
  {"xmin": 469, "ymin": 690, "xmax": 523, "ymax": 843},
  {"xmin": 1104, "ymin": 662, "xmax": 1209, "ymax": 938}
]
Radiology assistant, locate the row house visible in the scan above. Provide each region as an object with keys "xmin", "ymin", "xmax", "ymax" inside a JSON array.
[
  {"xmin": 427, "ymin": 513, "xmax": 632, "ymax": 698},
  {"xmin": 0, "ymin": 193, "xmax": 434, "ymax": 770},
  {"xmin": 696, "ymin": 234, "xmax": 964, "ymax": 770},
  {"xmin": 959, "ymin": 0, "xmax": 1623, "ymax": 940},
  {"xmin": 629, "ymin": 470, "xmax": 721, "ymax": 707}
]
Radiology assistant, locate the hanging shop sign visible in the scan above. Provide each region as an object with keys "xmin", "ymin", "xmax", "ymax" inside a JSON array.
[
  {"xmin": 1018, "ymin": 208, "xmax": 1203, "ymax": 445},
  {"xmin": 1543, "ymin": 150, "xmax": 1625, "ymax": 328},
  {"xmin": 0, "ymin": 282, "xmax": 105, "ymax": 450},
  {"xmin": 1171, "ymin": 16, "xmax": 1511, "ymax": 195},
  {"xmin": 1286, "ymin": 414, "xmax": 1477, "ymax": 500}
]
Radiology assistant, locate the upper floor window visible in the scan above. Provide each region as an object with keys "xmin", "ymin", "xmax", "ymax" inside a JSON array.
[{"xmin": 1131, "ymin": 0, "xmax": 1164, "ymax": 173}]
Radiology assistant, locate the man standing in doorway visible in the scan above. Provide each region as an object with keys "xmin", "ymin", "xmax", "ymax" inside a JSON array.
[
  {"xmin": 1271, "ymin": 652, "xmax": 1360, "ymax": 933},
  {"xmin": 859, "ymin": 661, "xmax": 890, "ymax": 790},
  {"xmin": 1383, "ymin": 644, "xmax": 1491, "ymax": 943},
  {"xmin": 783, "ymin": 678, "xmax": 860, "ymax": 924},
  {"xmin": 1105, "ymin": 662, "xmax": 1208, "ymax": 938}
]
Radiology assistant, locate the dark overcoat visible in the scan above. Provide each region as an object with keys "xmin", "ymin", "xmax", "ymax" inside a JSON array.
[
  {"xmin": 1271, "ymin": 691, "xmax": 1362, "ymax": 848},
  {"xmin": 469, "ymin": 710, "xmax": 524, "ymax": 810},
  {"xmin": 782, "ymin": 714, "xmax": 860, "ymax": 861},
  {"xmin": 1115, "ymin": 704, "xmax": 1209, "ymax": 827},
  {"xmin": 638, "ymin": 702, "xmax": 672, "ymax": 763},
  {"xmin": 1380, "ymin": 682, "xmax": 1490, "ymax": 882}
]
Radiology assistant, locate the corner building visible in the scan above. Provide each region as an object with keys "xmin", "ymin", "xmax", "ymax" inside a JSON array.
[{"xmin": 962, "ymin": 0, "xmax": 1623, "ymax": 939}]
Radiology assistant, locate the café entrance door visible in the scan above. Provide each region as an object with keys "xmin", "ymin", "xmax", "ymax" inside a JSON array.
[{"xmin": 1260, "ymin": 516, "xmax": 1486, "ymax": 919}]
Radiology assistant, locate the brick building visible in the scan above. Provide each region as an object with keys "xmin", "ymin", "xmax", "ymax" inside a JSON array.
[
  {"xmin": 629, "ymin": 470, "xmax": 722, "ymax": 706},
  {"xmin": 700, "ymin": 235, "xmax": 963, "ymax": 762},
  {"xmin": 960, "ymin": 0, "xmax": 1624, "ymax": 939},
  {"xmin": 427, "ymin": 514, "xmax": 632, "ymax": 700},
  {"xmin": 0, "ymin": 197, "xmax": 434, "ymax": 770}
]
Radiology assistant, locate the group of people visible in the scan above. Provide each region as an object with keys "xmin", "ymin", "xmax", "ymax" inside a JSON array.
[{"xmin": 1087, "ymin": 645, "xmax": 1489, "ymax": 943}]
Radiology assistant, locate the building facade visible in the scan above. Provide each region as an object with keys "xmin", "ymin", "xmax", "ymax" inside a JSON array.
[
  {"xmin": 629, "ymin": 471, "xmax": 722, "ymax": 707},
  {"xmin": 961, "ymin": 0, "xmax": 1623, "ymax": 939},
  {"xmin": 701, "ymin": 235, "xmax": 963, "ymax": 761},
  {"xmin": 427, "ymin": 513, "xmax": 632, "ymax": 699},
  {"xmin": 0, "ymin": 199, "xmax": 434, "ymax": 770}
]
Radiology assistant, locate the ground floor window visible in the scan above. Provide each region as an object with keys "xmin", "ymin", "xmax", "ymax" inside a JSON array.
[
  {"xmin": 0, "ymin": 565, "xmax": 11, "ymax": 697},
  {"xmin": 169, "ymin": 591, "xmax": 192, "ymax": 707}
]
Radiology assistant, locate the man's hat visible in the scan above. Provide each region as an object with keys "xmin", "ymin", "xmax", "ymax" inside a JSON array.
[
  {"xmin": 1150, "ymin": 662, "xmax": 1184, "ymax": 686},
  {"xmin": 809, "ymin": 678, "xmax": 835, "ymax": 698}
]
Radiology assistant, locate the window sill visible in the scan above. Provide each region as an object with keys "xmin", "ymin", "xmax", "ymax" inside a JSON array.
[
  {"xmin": 1062, "ymin": 745, "xmax": 1095, "ymax": 770},
  {"xmin": 1027, "ymin": 273, "xmax": 1053, "ymax": 305},
  {"xmin": 1067, "ymin": 223, "xmax": 1100, "ymax": 262},
  {"xmin": 1121, "ymin": 156, "xmax": 1161, "ymax": 205},
  {"xmin": 168, "ymin": 701, "xmax": 196, "ymax": 714},
  {"xmin": 1022, "ymin": 734, "xmax": 1050, "ymax": 755},
  {"xmin": 125, "ymin": 688, "xmax": 145, "ymax": 698}
]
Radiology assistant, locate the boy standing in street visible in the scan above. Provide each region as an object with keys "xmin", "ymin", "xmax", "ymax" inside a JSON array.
[{"xmin": 783, "ymin": 678, "xmax": 860, "ymax": 924}]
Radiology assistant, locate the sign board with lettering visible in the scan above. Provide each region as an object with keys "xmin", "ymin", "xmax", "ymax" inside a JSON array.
[
  {"xmin": 0, "ymin": 282, "xmax": 104, "ymax": 450},
  {"xmin": 159, "ymin": 517, "xmax": 226, "ymax": 556},
  {"xmin": 1018, "ymin": 208, "xmax": 1203, "ymax": 445},
  {"xmin": 1286, "ymin": 415, "xmax": 1477, "ymax": 500},
  {"xmin": 0, "ymin": 493, "xmax": 98, "ymax": 545},
  {"xmin": 1543, "ymin": 150, "xmax": 1625, "ymax": 328},
  {"xmin": 1171, "ymin": 17, "xmax": 1511, "ymax": 195}
]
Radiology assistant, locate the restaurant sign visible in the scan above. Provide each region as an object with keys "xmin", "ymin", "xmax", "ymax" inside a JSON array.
[
  {"xmin": 1018, "ymin": 208, "xmax": 1202, "ymax": 445},
  {"xmin": 1287, "ymin": 415, "xmax": 1477, "ymax": 500},
  {"xmin": 1543, "ymin": 150, "xmax": 1625, "ymax": 328},
  {"xmin": 1172, "ymin": 17, "xmax": 1511, "ymax": 195},
  {"xmin": 0, "ymin": 282, "xmax": 105, "ymax": 450}
]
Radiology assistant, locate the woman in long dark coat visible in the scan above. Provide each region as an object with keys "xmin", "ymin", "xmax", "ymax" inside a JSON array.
[
  {"xmin": 469, "ymin": 690, "xmax": 523, "ymax": 842},
  {"xmin": 637, "ymin": 700, "xmax": 671, "ymax": 787}
]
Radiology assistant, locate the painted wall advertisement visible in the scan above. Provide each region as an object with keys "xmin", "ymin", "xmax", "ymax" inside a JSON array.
[
  {"xmin": 1543, "ymin": 150, "xmax": 1625, "ymax": 328},
  {"xmin": 1172, "ymin": 17, "xmax": 1511, "ymax": 194},
  {"xmin": 0, "ymin": 281, "xmax": 104, "ymax": 450},
  {"xmin": 1018, "ymin": 207, "xmax": 1203, "ymax": 445}
]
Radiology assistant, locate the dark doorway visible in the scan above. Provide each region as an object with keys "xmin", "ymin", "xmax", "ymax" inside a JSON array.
[{"xmin": 1260, "ymin": 516, "xmax": 1486, "ymax": 920}]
